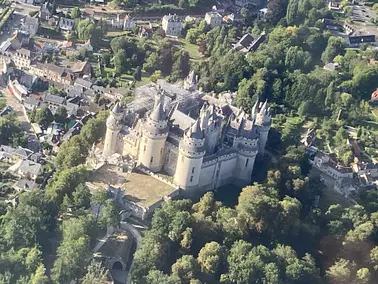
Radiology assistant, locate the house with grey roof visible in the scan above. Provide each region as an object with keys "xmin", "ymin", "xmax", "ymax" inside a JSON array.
[
  {"xmin": 23, "ymin": 97, "xmax": 45, "ymax": 111},
  {"xmin": 74, "ymin": 78, "xmax": 92, "ymax": 90},
  {"xmin": 162, "ymin": 14, "xmax": 183, "ymax": 37},
  {"xmin": 16, "ymin": 160, "xmax": 42, "ymax": 180},
  {"xmin": 22, "ymin": 16, "xmax": 40, "ymax": 37},
  {"xmin": 14, "ymin": 179, "xmax": 38, "ymax": 191},
  {"xmin": 58, "ymin": 17, "xmax": 75, "ymax": 32}
]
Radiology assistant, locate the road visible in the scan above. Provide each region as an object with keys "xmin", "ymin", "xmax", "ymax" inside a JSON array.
[
  {"xmin": 2, "ymin": 88, "xmax": 40, "ymax": 152},
  {"xmin": 120, "ymin": 221, "xmax": 143, "ymax": 284}
]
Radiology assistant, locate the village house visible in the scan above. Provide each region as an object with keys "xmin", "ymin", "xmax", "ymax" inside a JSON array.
[
  {"xmin": 138, "ymin": 24, "xmax": 153, "ymax": 38},
  {"xmin": 13, "ymin": 48, "xmax": 32, "ymax": 70},
  {"xmin": 205, "ymin": 11, "xmax": 223, "ymax": 28},
  {"xmin": 11, "ymin": 159, "xmax": 42, "ymax": 180},
  {"xmin": 234, "ymin": 32, "xmax": 266, "ymax": 53},
  {"xmin": 74, "ymin": 78, "xmax": 92, "ymax": 90},
  {"xmin": 70, "ymin": 61, "xmax": 92, "ymax": 78},
  {"xmin": 8, "ymin": 79, "xmax": 28, "ymax": 101},
  {"xmin": 30, "ymin": 63, "xmax": 74, "ymax": 85},
  {"xmin": 23, "ymin": 97, "xmax": 45, "ymax": 111},
  {"xmin": 39, "ymin": 0, "xmax": 55, "ymax": 20},
  {"xmin": 123, "ymin": 15, "xmax": 136, "ymax": 30},
  {"xmin": 346, "ymin": 34, "xmax": 376, "ymax": 48},
  {"xmin": 22, "ymin": 16, "xmax": 39, "ymax": 37},
  {"xmin": 58, "ymin": 17, "xmax": 75, "ymax": 33},
  {"xmin": 14, "ymin": 179, "xmax": 38, "ymax": 191},
  {"xmin": 162, "ymin": 14, "xmax": 183, "ymax": 37},
  {"xmin": 313, "ymin": 151, "xmax": 354, "ymax": 180}
]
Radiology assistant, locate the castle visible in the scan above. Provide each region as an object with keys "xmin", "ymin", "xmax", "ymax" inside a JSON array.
[{"xmin": 103, "ymin": 74, "xmax": 271, "ymax": 195}]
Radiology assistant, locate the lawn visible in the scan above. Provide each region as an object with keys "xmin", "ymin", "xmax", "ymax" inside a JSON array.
[
  {"xmin": 169, "ymin": 38, "xmax": 202, "ymax": 60},
  {"xmin": 106, "ymin": 30, "xmax": 132, "ymax": 38}
]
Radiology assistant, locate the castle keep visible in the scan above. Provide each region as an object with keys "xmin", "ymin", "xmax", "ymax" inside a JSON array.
[{"xmin": 103, "ymin": 75, "xmax": 271, "ymax": 194}]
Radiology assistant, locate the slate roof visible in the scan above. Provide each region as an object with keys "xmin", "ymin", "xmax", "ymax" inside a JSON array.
[
  {"xmin": 19, "ymin": 160, "xmax": 42, "ymax": 176},
  {"xmin": 15, "ymin": 179, "xmax": 38, "ymax": 190},
  {"xmin": 17, "ymin": 48, "xmax": 31, "ymax": 58},
  {"xmin": 24, "ymin": 16, "xmax": 39, "ymax": 26},
  {"xmin": 150, "ymin": 102, "xmax": 166, "ymax": 122},
  {"xmin": 71, "ymin": 61, "xmax": 90, "ymax": 73},
  {"xmin": 44, "ymin": 94, "xmax": 65, "ymax": 105},
  {"xmin": 74, "ymin": 78, "xmax": 92, "ymax": 89},
  {"xmin": 13, "ymin": 147, "xmax": 33, "ymax": 159},
  {"xmin": 23, "ymin": 97, "xmax": 42, "ymax": 108}
]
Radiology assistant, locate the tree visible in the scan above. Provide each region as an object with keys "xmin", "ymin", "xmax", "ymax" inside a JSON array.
[
  {"xmin": 54, "ymin": 136, "xmax": 89, "ymax": 170},
  {"xmin": 34, "ymin": 107, "xmax": 54, "ymax": 128},
  {"xmin": 322, "ymin": 36, "xmax": 347, "ymax": 64},
  {"xmin": 100, "ymin": 200, "xmax": 120, "ymax": 228},
  {"xmin": 143, "ymin": 52, "xmax": 160, "ymax": 75},
  {"xmin": 54, "ymin": 106, "xmax": 67, "ymax": 124},
  {"xmin": 31, "ymin": 264, "xmax": 49, "ymax": 284},
  {"xmin": 133, "ymin": 66, "xmax": 142, "ymax": 81},
  {"xmin": 171, "ymin": 255, "xmax": 199, "ymax": 283},
  {"xmin": 326, "ymin": 259, "xmax": 354, "ymax": 283},
  {"xmin": 51, "ymin": 216, "xmax": 94, "ymax": 283},
  {"xmin": 70, "ymin": 7, "xmax": 81, "ymax": 19},
  {"xmin": 72, "ymin": 183, "xmax": 91, "ymax": 210},
  {"xmin": 81, "ymin": 262, "xmax": 108, "ymax": 284},
  {"xmin": 286, "ymin": 0, "xmax": 298, "ymax": 25},
  {"xmin": 197, "ymin": 242, "xmax": 223, "ymax": 277},
  {"xmin": 150, "ymin": 70, "xmax": 162, "ymax": 82},
  {"xmin": 114, "ymin": 50, "xmax": 128, "ymax": 74},
  {"xmin": 92, "ymin": 190, "xmax": 109, "ymax": 223}
]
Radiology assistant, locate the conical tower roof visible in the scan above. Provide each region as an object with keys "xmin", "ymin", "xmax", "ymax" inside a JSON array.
[
  {"xmin": 149, "ymin": 102, "xmax": 166, "ymax": 122},
  {"xmin": 112, "ymin": 102, "xmax": 122, "ymax": 114},
  {"xmin": 186, "ymin": 119, "xmax": 204, "ymax": 139}
]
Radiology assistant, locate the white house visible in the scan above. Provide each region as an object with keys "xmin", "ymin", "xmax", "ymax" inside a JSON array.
[
  {"xmin": 123, "ymin": 15, "xmax": 136, "ymax": 31},
  {"xmin": 205, "ymin": 11, "xmax": 223, "ymax": 28},
  {"xmin": 162, "ymin": 14, "xmax": 183, "ymax": 37},
  {"xmin": 59, "ymin": 17, "xmax": 75, "ymax": 32}
]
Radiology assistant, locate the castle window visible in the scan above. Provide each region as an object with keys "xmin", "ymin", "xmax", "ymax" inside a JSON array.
[
  {"xmin": 245, "ymin": 159, "xmax": 249, "ymax": 167},
  {"xmin": 192, "ymin": 167, "xmax": 195, "ymax": 174},
  {"xmin": 150, "ymin": 157, "xmax": 153, "ymax": 163},
  {"xmin": 160, "ymin": 148, "xmax": 163, "ymax": 156},
  {"xmin": 143, "ymin": 145, "xmax": 146, "ymax": 152},
  {"xmin": 181, "ymin": 156, "xmax": 184, "ymax": 162},
  {"xmin": 190, "ymin": 176, "xmax": 193, "ymax": 182}
]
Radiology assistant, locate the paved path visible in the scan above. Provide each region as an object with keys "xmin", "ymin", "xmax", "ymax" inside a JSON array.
[
  {"xmin": 120, "ymin": 221, "xmax": 143, "ymax": 284},
  {"xmin": 2, "ymin": 88, "xmax": 40, "ymax": 152}
]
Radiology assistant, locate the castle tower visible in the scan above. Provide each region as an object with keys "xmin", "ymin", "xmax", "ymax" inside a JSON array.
[
  {"xmin": 103, "ymin": 103, "xmax": 123, "ymax": 158},
  {"xmin": 255, "ymin": 100, "xmax": 271, "ymax": 155},
  {"xmin": 174, "ymin": 119, "xmax": 206, "ymax": 191},
  {"xmin": 137, "ymin": 102, "xmax": 169, "ymax": 172},
  {"xmin": 234, "ymin": 118, "xmax": 259, "ymax": 186},
  {"xmin": 184, "ymin": 70, "xmax": 198, "ymax": 92}
]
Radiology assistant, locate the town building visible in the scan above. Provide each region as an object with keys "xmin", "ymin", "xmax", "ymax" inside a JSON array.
[
  {"xmin": 123, "ymin": 15, "xmax": 136, "ymax": 30},
  {"xmin": 205, "ymin": 11, "xmax": 223, "ymax": 28},
  {"xmin": 58, "ymin": 17, "xmax": 75, "ymax": 33},
  {"xmin": 162, "ymin": 14, "xmax": 183, "ymax": 37},
  {"xmin": 29, "ymin": 63, "xmax": 73, "ymax": 85},
  {"xmin": 13, "ymin": 48, "xmax": 31, "ymax": 70},
  {"xmin": 39, "ymin": 0, "xmax": 55, "ymax": 20},
  {"xmin": 22, "ymin": 16, "xmax": 39, "ymax": 37},
  {"xmin": 102, "ymin": 76, "xmax": 271, "ymax": 196},
  {"xmin": 346, "ymin": 34, "xmax": 376, "ymax": 47},
  {"xmin": 233, "ymin": 32, "xmax": 266, "ymax": 53}
]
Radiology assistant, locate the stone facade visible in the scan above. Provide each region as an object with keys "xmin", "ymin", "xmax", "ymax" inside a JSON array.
[
  {"xmin": 103, "ymin": 77, "xmax": 271, "ymax": 195},
  {"xmin": 162, "ymin": 14, "xmax": 183, "ymax": 37}
]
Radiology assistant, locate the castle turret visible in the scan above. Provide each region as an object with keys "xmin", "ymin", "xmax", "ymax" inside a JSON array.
[
  {"xmin": 255, "ymin": 100, "xmax": 271, "ymax": 155},
  {"xmin": 138, "ymin": 102, "xmax": 169, "ymax": 172},
  {"xmin": 174, "ymin": 119, "xmax": 206, "ymax": 191},
  {"xmin": 234, "ymin": 118, "xmax": 259, "ymax": 186},
  {"xmin": 184, "ymin": 70, "xmax": 198, "ymax": 92},
  {"xmin": 103, "ymin": 103, "xmax": 123, "ymax": 158}
]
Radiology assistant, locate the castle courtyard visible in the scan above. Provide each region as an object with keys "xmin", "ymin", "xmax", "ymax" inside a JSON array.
[{"xmin": 87, "ymin": 164, "xmax": 178, "ymax": 208}]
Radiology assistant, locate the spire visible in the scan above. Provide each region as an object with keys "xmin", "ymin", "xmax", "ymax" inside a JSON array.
[
  {"xmin": 251, "ymin": 100, "xmax": 258, "ymax": 116},
  {"xmin": 186, "ymin": 119, "xmax": 204, "ymax": 139},
  {"xmin": 112, "ymin": 102, "xmax": 122, "ymax": 114},
  {"xmin": 150, "ymin": 102, "xmax": 166, "ymax": 122},
  {"xmin": 259, "ymin": 100, "xmax": 267, "ymax": 115}
]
